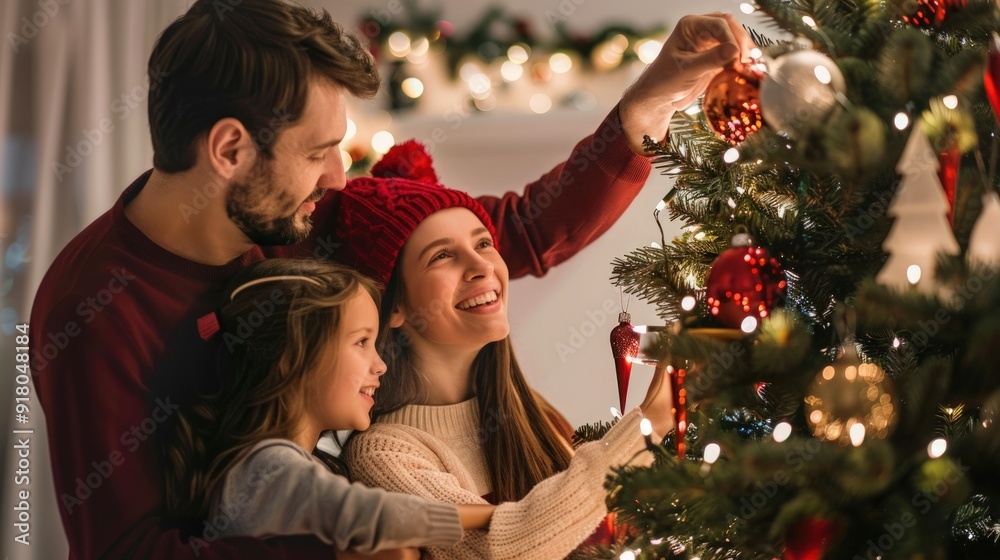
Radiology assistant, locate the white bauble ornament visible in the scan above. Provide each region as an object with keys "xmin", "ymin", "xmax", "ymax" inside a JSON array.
[{"xmin": 760, "ymin": 50, "xmax": 847, "ymax": 139}]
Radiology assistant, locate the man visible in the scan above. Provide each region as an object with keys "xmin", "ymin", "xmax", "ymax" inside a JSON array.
[{"xmin": 29, "ymin": 0, "xmax": 753, "ymax": 558}]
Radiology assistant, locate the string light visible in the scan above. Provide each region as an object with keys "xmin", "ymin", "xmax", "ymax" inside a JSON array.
[
  {"xmin": 942, "ymin": 94, "xmax": 958, "ymax": 109},
  {"xmin": 344, "ymin": 118, "xmax": 356, "ymax": 142},
  {"xmin": 549, "ymin": 52, "xmax": 573, "ymax": 73},
  {"xmin": 740, "ymin": 3, "xmax": 756, "ymax": 14},
  {"xmin": 387, "ymin": 32, "xmax": 411, "ymax": 57},
  {"xmin": 636, "ymin": 39, "xmax": 663, "ymax": 64},
  {"xmin": 507, "ymin": 43, "xmax": 530, "ymax": 64},
  {"xmin": 894, "ymin": 112, "xmax": 909, "ymax": 130},
  {"xmin": 802, "ymin": 15, "xmax": 817, "ymax": 28},
  {"xmin": 928, "ymin": 438, "xmax": 947, "ymax": 458},
  {"xmin": 814, "ymin": 65, "xmax": 832, "ymax": 84},
  {"xmin": 849, "ymin": 423, "xmax": 866, "ymax": 447},
  {"xmin": 750, "ymin": 47, "xmax": 763, "ymax": 59},
  {"xmin": 371, "ymin": 131, "xmax": 395, "ymax": 154},
  {"xmin": 723, "ymin": 147, "xmax": 740, "ymax": 163},
  {"xmin": 741, "ymin": 316, "xmax": 758, "ymax": 333},
  {"xmin": 529, "ymin": 93, "xmax": 552, "ymax": 114},
  {"xmin": 681, "ymin": 295, "xmax": 697, "ymax": 311},
  {"xmin": 640, "ymin": 418, "xmax": 653, "ymax": 436},
  {"xmin": 773, "ymin": 421, "xmax": 792, "ymax": 442},
  {"xmin": 703, "ymin": 443, "xmax": 721, "ymax": 464},
  {"xmin": 906, "ymin": 264, "xmax": 921, "ymax": 285},
  {"xmin": 400, "ymin": 77, "xmax": 424, "ymax": 98},
  {"xmin": 500, "ymin": 60, "xmax": 523, "ymax": 81}
]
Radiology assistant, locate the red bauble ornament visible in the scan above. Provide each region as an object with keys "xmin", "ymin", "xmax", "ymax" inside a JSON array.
[
  {"xmin": 985, "ymin": 33, "xmax": 1000, "ymax": 124},
  {"xmin": 705, "ymin": 233, "xmax": 787, "ymax": 329},
  {"xmin": 703, "ymin": 67, "xmax": 765, "ymax": 145},
  {"xmin": 901, "ymin": 0, "xmax": 966, "ymax": 28},
  {"xmin": 610, "ymin": 312, "xmax": 640, "ymax": 413},
  {"xmin": 784, "ymin": 517, "xmax": 839, "ymax": 560}
]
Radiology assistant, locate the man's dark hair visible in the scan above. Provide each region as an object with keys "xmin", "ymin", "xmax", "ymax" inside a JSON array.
[{"xmin": 147, "ymin": 0, "xmax": 380, "ymax": 173}]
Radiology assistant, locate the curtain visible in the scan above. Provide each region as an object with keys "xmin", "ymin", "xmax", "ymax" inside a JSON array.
[{"xmin": 1, "ymin": 2, "xmax": 191, "ymax": 558}]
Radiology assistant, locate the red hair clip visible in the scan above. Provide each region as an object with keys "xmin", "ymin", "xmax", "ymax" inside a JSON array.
[{"xmin": 197, "ymin": 311, "xmax": 222, "ymax": 341}]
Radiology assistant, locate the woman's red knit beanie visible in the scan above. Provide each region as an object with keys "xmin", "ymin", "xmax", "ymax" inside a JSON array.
[{"xmin": 333, "ymin": 140, "xmax": 499, "ymax": 286}]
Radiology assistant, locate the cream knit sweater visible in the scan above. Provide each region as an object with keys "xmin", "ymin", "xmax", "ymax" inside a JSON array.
[{"xmin": 346, "ymin": 399, "xmax": 652, "ymax": 560}]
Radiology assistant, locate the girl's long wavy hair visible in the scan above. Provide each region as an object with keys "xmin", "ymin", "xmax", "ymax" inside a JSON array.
[
  {"xmin": 164, "ymin": 258, "xmax": 381, "ymax": 521},
  {"xmin": 347, "ymin": 261, "xmax": 574, "ymax": 503}
]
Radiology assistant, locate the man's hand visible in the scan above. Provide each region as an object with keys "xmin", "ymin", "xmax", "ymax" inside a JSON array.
[
  {"xmin": 338, "ymin": 548, "xmax": 421, "ymax": 560},
  {"xmin": 619, "ymin": 13, "xmax": 756, "ymax": 154}
]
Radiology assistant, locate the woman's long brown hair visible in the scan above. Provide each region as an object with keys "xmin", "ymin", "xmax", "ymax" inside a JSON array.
[
  {"xmin": 164, "ymin": 258, "xmax": 381, "ymax": 521},
  {"xmin": 348, "ymin": 263, "xmax": 574, "ymax": 503}
]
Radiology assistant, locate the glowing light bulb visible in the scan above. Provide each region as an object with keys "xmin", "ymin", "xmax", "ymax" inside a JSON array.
[
  {"xmin": 703, "ymin": 443, "xmax": 721, "ymax": 464},
  {"xmin": 894, "ymin": 112, "xmax": 909, "ymax": 130},
  {"xmin": 943, "ymin": 95, "xmax": 958, "ymax": 109},
  {"xmin": 529, "ymin": 93, "xmax": 552, "ymax": 114},
  {"xmin": 892, "ymin": 337, "xmax": 901, "ymax": 349},
  {"xmin": 549, "ymin": 52, "xmax": 573, "ymax": 73},
  {"xmin": 906, "ymin": 264, "xmax": 921, "ymax": 285},
  {"xmin": 802, "ymin": 15, "xmax": 817, "ymax": 27},
  {"xmin": 637, "ymin": 39, "xmax": 663, "ymax": 64},
  {"xmin": 928, "ymin": 438, "xmax": 947, "ymax": 458},
  {"xmin": 401, "ymin": 77, "xmax": 424, "ymax": 98},
  {"xmin": 814, "ymin": 65, "xmax": 832, "ymax": 85},
  {"xmin": 750, "ymin": 47, "xmax": 763, "ymax": 59},
  {"xmin": 723, "ymin": 147, "xmax": 740, "ymax": 163},
  {"xmin": 640, "ymin": 418, "xmax": 653, "ymax": 436},
  {"xmin": 681, "ymin": 295, "xmax": 696, "ymax": 311},
  {"xmin": 500, "ymin": 60, "xmax": 523, "ymax": 81},
  {"xmin": 849, "ymin": 423, "xmax": 866, "ymax": 447},
  {"xmin": 740, "ymin": 2, "xmax": 756, "ymax": 14},
  {"xmin": 371, "ymin": 131, "xmax": 395, "ymax": 154},
  {"xmin": 344, "ymin": 118, "xmax": 357, "ymax": 142},
  {"xmin": 388, "ymin": 32, "xmax": 411, "ymax": 57},
  {"xmin": 773, "ymin": 421, "xmax": 792, "ymax": 442},
  {"xmin": 620, "ymin": 551, "xmax": 636, "ymax": 560},
  {"xmin": 741, "ymin": 316, "xmax": 758, "ymax": 333},
  {"xmin": 507, "ymin": 44, "xmax": 530, "ymax": 64}
]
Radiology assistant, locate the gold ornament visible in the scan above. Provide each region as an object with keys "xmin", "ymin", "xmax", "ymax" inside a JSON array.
[{"xmin": 804, "ymin": 344, "xmax": 898, "ymax": 446}]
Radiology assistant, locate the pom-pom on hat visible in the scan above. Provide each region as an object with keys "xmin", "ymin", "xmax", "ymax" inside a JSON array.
[{"xmin": 333, "ymin": 140, "xmax": 498, "ymax": 286}]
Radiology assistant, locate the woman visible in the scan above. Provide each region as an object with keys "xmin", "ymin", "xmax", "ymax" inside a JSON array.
[{"xmin": 337, "ymin": 142, "xmax": 675, "ymax": 559}]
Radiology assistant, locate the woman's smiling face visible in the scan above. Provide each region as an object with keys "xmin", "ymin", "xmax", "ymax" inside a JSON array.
[{"xmin": 389, "ymin": 208, "xmax": 509, "ymax": 350}]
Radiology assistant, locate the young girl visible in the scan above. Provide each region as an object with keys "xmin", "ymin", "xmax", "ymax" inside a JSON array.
[
  {"xmin": 335, "ymin": 142, "xmax": 676, "ymax": 559},
  {"xmin": 164, "ymin": 258, "xmax": 494, "ymax": 556}
]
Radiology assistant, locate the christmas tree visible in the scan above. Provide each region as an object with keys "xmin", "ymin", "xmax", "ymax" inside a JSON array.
[{"xmin": 596, "ymin": 1, "xmax": 1000, "ymax": 558}]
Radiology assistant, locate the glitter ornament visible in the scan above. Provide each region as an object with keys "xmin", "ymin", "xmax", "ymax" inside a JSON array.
[
  {"xmin": 901, "ymin": 0, "xmax": 967, "ymax": 28},
  {"xmin": 610, "ymin": 312, "xmax": 640, "ymax": 413},
  {"xmin": 705, "ymin": 232, "xmax": 788, "ymax": 329},
  {"xmin": 702, "ymin": 67, "xmax": 764, "ymax": 145},
  {"xmin": 804, "ymin": 344, "xmax": 899, "ymax": 446},
  {"xmin": 759, "ymin": 50, "xmax": 846, "ymax": 140}
]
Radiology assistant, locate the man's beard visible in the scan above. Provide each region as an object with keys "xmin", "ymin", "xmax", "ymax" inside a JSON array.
[{"xmin": 226, "ymin": 158, "xmax": 322, "ymax": 247}]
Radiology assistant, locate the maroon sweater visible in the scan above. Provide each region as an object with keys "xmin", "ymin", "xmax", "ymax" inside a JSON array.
[{"xmin": 29, "ymin": 108, "xmax": 650, "ymax": 560}]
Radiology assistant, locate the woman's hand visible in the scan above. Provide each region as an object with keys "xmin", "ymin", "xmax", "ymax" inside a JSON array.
[
  {"xmin": 619, "ymin": 12, "xmax": 756, "ymax": 154},
  {"xmin": 637, "ymin": 360, "xmax": 676, "ymax": 440},
  {"xmin": 456, "ymin": 504, "xmax": 496, "ymax": 530}
]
